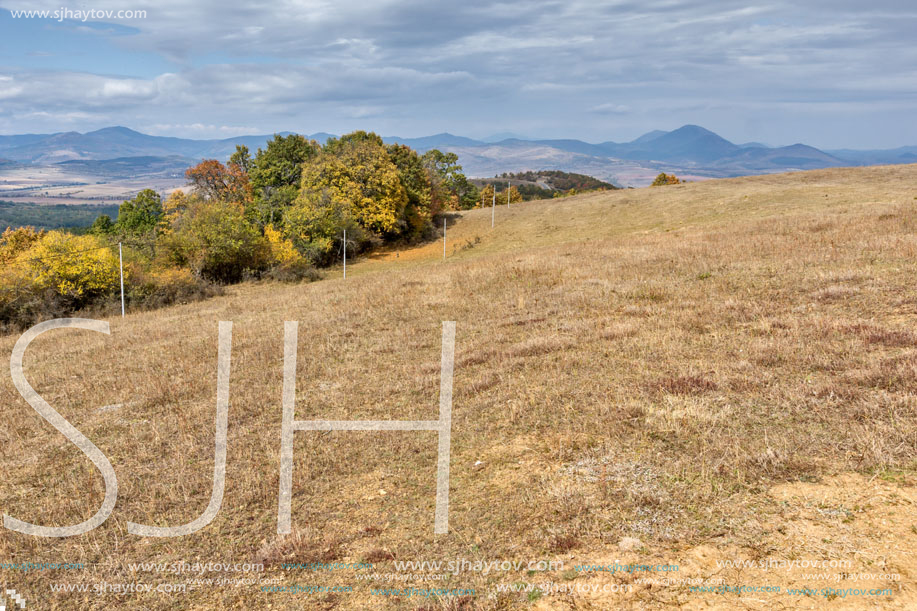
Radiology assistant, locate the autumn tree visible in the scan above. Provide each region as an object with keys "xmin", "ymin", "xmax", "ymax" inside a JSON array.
[
  {"xmin": 186, "ymin": 159, "xmax": 252, "ymax": 205},
  {"xmin": 0, "ymin": 226, "xmax": 45, "ymax": 264},
  {"xmin": 297, "ymin": 131, "xmax": 407, "ymax": 236},
  {"xmin": 479, "ymin": 183, "xmax": 522, "ymax": 205},
  {"xmin": 0, "ymin": 232, "xmax": 118, "ymax": 313},
  {"xmin": 504, "ymin": 185, "xmax": 523, "ymax": 204},
  {"xmin": 478, "ymin": 184, "xmax": 495, "ymax": 209},
  {"xmin": 282, "ymin": 189, "xmax": 362, "ymax": 266}
]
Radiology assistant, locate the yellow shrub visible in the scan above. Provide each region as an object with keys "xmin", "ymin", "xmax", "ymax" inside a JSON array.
[
  {"xmin": 0, "ymin": 226, "xmax": 45, "ymax": 264},
  {"xmin": 21, "ymin": 231, "xmax": 120, "ymax": 300},
  {"xmin": 264, "ymin": 224, "xmax": 302, "ymax": 266}
]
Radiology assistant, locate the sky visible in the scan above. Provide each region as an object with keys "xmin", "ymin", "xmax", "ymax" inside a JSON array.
[{"xmin": 0, "ymin": 0, "xmax": 915, "ymax": 149}]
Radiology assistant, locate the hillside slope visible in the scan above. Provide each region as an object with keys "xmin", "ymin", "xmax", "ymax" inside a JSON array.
[{"xmin": 1, "ymin": 164, "xmax": 916, "ymax": 609}]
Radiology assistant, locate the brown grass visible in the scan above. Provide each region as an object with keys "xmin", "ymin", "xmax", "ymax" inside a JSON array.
[{"xmin": 1, "ymin": 164, "xmax": 916, "ymax": 609}]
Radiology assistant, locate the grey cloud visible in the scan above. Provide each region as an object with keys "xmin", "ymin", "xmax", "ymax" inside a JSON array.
[{"xmin": 1, "ymin": 0, "xmax": 915, "ymax": 146}]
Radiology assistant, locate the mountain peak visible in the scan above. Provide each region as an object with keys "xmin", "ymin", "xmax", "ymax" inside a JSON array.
[
  {"xmin": 86, "ymin": 126, "xmax": 143, "ymax": 136},
  {"xmin": 670, "ymin": 124, "xmax": 719, "ymax": 136}
]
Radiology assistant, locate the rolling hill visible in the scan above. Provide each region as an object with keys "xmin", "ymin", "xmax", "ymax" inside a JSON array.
[
  {"xmin": 0, "ymin": 127, "xmax": 326, "ymax": 164},
  {"xmin": 2, "ymin": 164, "xmax": 916, "ymax": 609}
]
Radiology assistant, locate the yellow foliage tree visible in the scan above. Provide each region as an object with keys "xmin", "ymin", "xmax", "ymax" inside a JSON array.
[
  {"xmin": 298, "ymin": 134, "xmax": 407, "ymax": 235},
  {"xmin": 479, "ymin": 184, "xmax": 495, "ymax": 208},
  {"xmin": 504, "ymin": 185, "xmax": 523, "ymax": 204}
]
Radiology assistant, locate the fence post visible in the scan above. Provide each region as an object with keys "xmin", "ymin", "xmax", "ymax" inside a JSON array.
[{"xmin": 119, "ymin": 242, "xmax": 125, "ymax": 317}]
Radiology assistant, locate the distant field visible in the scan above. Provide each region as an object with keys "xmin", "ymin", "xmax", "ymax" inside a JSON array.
[
  {"xmin": 1, "ymin": 164, "xmax": 916, "ymax": 609},
  {"xmin": 0, "ymin": 162, "xmax": 186, "ymax": 206},
  {"xmin": 0, "ymin": 200, "xmax": 120, "ymax": 230}
]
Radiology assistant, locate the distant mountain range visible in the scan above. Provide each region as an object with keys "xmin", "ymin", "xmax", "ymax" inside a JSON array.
[
  {"xmin": 385, "ymin": 125, "xmax": 869, "ymax": 174},
  {"xmin": 0, "ymin": 126, "xmax": 316, "ymax": 164},
  {"xmin": 1, "ymin": 125, "xmax": 915, "ymax": 187}
]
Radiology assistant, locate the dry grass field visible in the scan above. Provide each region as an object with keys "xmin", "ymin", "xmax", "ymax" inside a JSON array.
[{"xmin": 1, "ymin": 164, "xmax": 916, "ymax": 609}]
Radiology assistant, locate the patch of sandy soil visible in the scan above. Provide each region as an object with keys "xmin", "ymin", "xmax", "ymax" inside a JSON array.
[{"xmin": 532, "ymin": 472, "xmax": 915, "ymax": 609}]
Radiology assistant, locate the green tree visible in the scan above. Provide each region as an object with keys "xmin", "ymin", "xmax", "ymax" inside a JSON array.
[
  {"xmin": 229, "ymin": 145, "xmax": 253, "ymax": 174},
  {"xmin": 248, "ymin": 135, "xmax": 320, "ymax": 228},
  {"xmin": 387, "ymin": 143, "xmax": 433, "ymax": 240},
  {"xmin": 421, "ymin": 149, "xmax": 478, "ymax": 211},
  {"xmin": 114, "ymin": 189, "xmax": 163, "ymax": 252},
  {"xmin": 250, "ymin": 134, "xmax": 320, "ymax": 193},
  {"xmin": 116, "ymin": 189, "xmax": 162, "ymax": 234},
  {"xmin": 89, "ymin": 214, "xmax": 114, "ymax": 235},
  {"xmin": 254, "ymin": 184, "xmax": 298, "ymax": 229},
  {"xmin": 324, "ymin": 130, "xmax": 385, "ymax": 154}
]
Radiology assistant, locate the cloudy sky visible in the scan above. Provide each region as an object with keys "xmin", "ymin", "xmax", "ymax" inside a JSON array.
[{"xmin": 1, "ymin": 0, "xmax": 915, "ymax": 148}]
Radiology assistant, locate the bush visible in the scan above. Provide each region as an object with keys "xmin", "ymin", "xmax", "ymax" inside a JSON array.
[
  {"xmin": 651, "ymin": 173, "xmax": 680, "ymax": 186},
  {"xmin": 27, "ymin": 232, "xmax": 120, "ymax": 304},
  {"xmin": 263, "ymin": 224, "xmax": 320, "ymax": 282},
  {"xmin": 0, "ymin": 231, "xmax": 119, "ymax": 331},
  {"xmin": 126, "ymin": 266, "xmax": 222, "ymax": 309},
  {"xmin": 0, "ymin": 226, "xmax": 45, "ymax": 262},
  {"xmin": 159, "ymin": 198, "xmax": 271, "ymax": 283}
]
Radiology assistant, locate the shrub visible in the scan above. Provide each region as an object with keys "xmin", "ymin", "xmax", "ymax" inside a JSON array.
[
  {"xmin": 22, "ymin": 231, "xmax": 119, "ymax": 306},
  {"xmin": 263, "ymin": 224, "xmax": 320, "ymax": 281},
  {"xmin": 0, "ymin": 226, "xmax": 45, "ymax": 263},
  {"xmin": 159, "ymin": 198, "xmax": 271, "ymax": 283},
  {"xmin": 0, "ymin": 231, "xmax": 119, "ymax": 331},
  {"xmin": 651, "ymin": 173, "xmax": 680, "ymax": 186},
  {"xmin": 126, "ymin": 266, "xmax": 222, "ymax": 309}
]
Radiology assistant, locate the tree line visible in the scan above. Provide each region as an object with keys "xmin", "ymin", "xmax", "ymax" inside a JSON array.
[{"xmin": 0, "ymin": 132, "xmax": 482, "ymax": 330}]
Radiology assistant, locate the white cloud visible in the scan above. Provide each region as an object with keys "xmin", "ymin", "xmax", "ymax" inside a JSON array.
[
  {"xmin": 590, "ymin": 103, "xmax": 630, "ymax": 115},
  {"xmin": 1, "ymin": 0, "xmax": 916, "ymax": 146},
  {"xmin": 147, "ymin": 123, "xmax": 262, "ymax": 137}
]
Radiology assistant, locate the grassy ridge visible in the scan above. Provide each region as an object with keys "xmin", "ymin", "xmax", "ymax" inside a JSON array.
[{"xmin": 0, "ymin": 164, "xmax": 916, "ymax": 609}]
